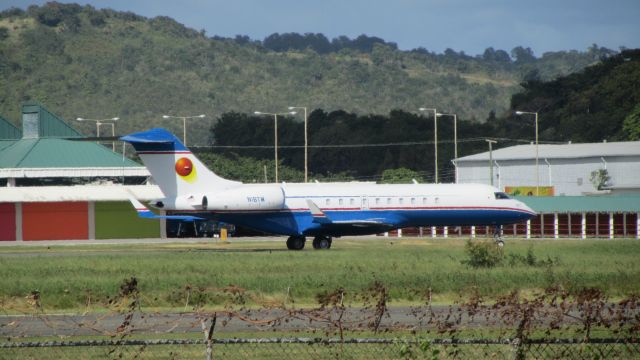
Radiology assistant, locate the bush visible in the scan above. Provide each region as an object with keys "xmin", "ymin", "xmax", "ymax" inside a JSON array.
[{"xmin": 462, "ymin": 240, "xmax": 504, "ymax": 268}]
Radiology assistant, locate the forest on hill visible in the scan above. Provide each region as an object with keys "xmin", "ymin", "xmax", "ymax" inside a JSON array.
[
  {"xmin": 201, "ymin": 49, "xmax": 640, "ymax": 183},
  {"xmin": 0, "ymin": 2, "xmax": 617, "ymax": 147}
]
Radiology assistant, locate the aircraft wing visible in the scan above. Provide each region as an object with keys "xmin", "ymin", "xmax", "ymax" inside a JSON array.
[
  {"xmin": 305, "ymin": 200, "xmax": 395, "ymax": 234},
  {"xmin": 127, "ymin": 193, "xmax": 204, "ymax": 221}
]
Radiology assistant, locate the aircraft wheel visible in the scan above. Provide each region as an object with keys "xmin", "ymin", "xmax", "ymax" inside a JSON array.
[
  {"xmin": 286, "ymin": 236, "xmax": 306, "ymax": 250},
  {"xmin": 312, "ymin": 236, "xmax": 332, "ymax": 250}
]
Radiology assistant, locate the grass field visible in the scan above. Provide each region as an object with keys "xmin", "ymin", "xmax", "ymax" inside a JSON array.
[{"xmin": 0, "ymin": 237, "xmax": 639, "ymax": 312}]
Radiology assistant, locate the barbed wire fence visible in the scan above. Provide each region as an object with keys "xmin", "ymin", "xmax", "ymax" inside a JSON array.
[{"xmin": 1, "ymin": 278, "xmax": 639, "ymax": 359}]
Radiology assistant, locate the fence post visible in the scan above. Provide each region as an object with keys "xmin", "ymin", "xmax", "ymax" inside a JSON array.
[
  {"xmin": 554, "ymin": 213, "xmax": 559, "ymax": 239},
  {"xmin": 581, "ymin": 213, "xmax": 586, "ymax": 240},
  {"xmin": 609, "ymin": 212, "xmax": 614, "ymax": 240},
  {"xmin": 201, "ymin": 314, "xmax": 217, "ymax": 360},
  {"xmin": 637, "ymin": 212, "xmax": 639, "ymax": 240},
  {"xmin": 471, "ymin": 226, "xmax": 476, "ymax": 238},
  {"xmin": 443, "ymin": 226, "xmax": 448, "ymax": 238},
  {"xmin": 526, "ymin": 220, "xmax": 530, "ymax": 239},
  {"xmin": 431, "ymin": 226, "xmax": 436, "ymax": 238}
]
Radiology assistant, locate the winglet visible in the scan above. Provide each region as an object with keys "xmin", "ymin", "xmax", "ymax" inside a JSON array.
[
  {"xmin": 306, "ymin": 199, "xmax": 331, "ymax": 224},
  {"xmin": 126, "ymin": 191, "xmax": 204, "ymax": 221}
]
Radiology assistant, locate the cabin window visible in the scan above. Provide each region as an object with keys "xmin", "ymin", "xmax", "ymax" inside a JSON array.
[
  {"xmin": 434, "ymin": 197, "xmax": 439, "ymax": 204},
  {"xmin": 339, "ymin": 198, "xmax": 344, "ymax": 205},
  {"xmin": 350, "ymin": 198, "xmax": 355, "ymax": 206},
  {"xmin": 411, "ymin": 198, "xmax": 416, "ymax": 205},
  {"xmin": 399, "ymin": 198, "xmax": 404, "ymax": 205},
  {"xmin": 422, "ymin": 197, "xmax": 427, "ymax": 204},
  {"xmin": 375, "ymin": 198, "xmax": 380, "ymax": 205},
  {"xmin": 387, "ymin": 198, "xmax": 392, "ymax": 205},
  {"xmin": 326, "ymin": 199, "xmax": 330, "ymax": 206},
  {"xmin": 495, "ymin": 192, "xmax": 510, "ymax": 200}
]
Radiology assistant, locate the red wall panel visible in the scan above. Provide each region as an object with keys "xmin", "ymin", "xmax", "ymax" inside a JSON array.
[
  {"xmin": 0, "ymin": 203, "xmax": 16, "ymax": 241},
  {"xmin": 22, "ymin": 202, "xmax": 88, "ymax": 240}
]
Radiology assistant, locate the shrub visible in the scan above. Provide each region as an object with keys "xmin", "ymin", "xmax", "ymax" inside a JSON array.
[{"xmin": 462, "ymin": 240, "xmax": 504, "ymax": 268}]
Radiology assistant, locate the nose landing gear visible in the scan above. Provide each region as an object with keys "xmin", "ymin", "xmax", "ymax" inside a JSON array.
[{"xmin": 493, "ymin": 225, "xmax": 504, "ymax": 247}]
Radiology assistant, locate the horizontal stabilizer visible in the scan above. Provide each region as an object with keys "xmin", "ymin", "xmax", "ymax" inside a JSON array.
[
  {"xmin": 120, "ymin": 128, "xmax": 188, "ymax": 152},
  {"xmin": 127, "ymin": 193, "xmax": 203, "ymax": 221}
]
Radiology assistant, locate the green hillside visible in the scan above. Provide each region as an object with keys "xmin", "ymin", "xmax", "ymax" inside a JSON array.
[{"xmin": 0, "ymin": 3, "xmax": 615, "ymax": 145}]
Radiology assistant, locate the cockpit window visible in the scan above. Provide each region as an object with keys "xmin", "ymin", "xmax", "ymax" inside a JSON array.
[{"xmin": 494, "ymin": 192, "xmax": 510, "ymax": 200}]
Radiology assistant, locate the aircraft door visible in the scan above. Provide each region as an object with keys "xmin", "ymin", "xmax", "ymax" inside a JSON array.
[{"xmin": 361, "ymin": 196, "xmax": 369, "ymax": 210}]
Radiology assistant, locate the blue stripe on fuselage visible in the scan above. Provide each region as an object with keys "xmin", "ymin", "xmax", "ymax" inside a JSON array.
[{"xmin": 203, "ymin": 208, "xmax": 534, "ymax": 237}]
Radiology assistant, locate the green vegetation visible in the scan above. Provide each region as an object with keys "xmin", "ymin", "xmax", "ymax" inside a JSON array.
[
  {"xmin": 0, "ymin": 3, "xmax": 617, "ymax": 148},
  {"xmin": 204, "ymin": 50, "xmax": 640, "ymax": 182},
  {"xmin": 0, "ymin": 238, "xmax": 638, "ymax": 311}
]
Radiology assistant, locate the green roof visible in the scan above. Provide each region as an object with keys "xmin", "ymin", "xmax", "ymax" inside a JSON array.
[
  {"xmin": 21, "ymin": 102, "xmax": 83, "ymax": 139},
  {"xmin": 0, "ymin": 116, "xmax": 21, "ymax": 140},
  {"xmin": 0, "ymin": 138, "xmax": 141, "ymax": 168},
  {"xmin": 0, "ymin": 140, "xmax": 17, "ymax": 152},
  {"xmin": 516, "ymin": 196, "xmax": 640, "ymax": 213}
]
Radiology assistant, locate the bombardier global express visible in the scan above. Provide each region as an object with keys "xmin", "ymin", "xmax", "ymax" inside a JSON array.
[{"xmin": 121, "ymin": 128, "xmax": 536, "ymax": 250}]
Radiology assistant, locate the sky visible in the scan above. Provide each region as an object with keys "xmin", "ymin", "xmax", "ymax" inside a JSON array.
[{"xmin": 2, "ymin": 0, "xmax": 639, "ymax": 56}]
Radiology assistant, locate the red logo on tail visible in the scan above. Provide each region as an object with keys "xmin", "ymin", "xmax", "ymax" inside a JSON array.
[{"xmin": 175, "ymin": 157, "xmax": 193, "ymax": 176}]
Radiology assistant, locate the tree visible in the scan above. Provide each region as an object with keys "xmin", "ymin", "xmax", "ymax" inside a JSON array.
[
  {"xmin": 380, "ymin": 168, "xmax": 424, "ymax": 184},
  {"xmin": 511, "ymin": 46, "xmax": 536, "ymax": 64},
  {"xmin": 622, "ymin": 103, "xmax": 640, "ymax": 140},
  {"xmin": 589, "ymin": 169, "xmax": 610, "ymax": 190}
]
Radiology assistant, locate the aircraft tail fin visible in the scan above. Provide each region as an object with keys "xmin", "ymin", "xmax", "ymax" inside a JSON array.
[{"xmin": 120, "ymin": 128, "xmax": 240, "ymax": 197}]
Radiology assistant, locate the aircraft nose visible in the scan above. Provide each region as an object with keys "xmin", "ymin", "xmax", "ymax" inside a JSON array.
[{"xmin": 518, "ymin": 201, "xmax": 537, "ymax": 219}]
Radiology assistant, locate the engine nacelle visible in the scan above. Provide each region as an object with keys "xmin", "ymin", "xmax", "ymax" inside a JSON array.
[
  {"xmin": 204, "ymin": 185, "xmax": 285, "ymax": 211},
  {"xmin": 153, "ymin": 194, "xmax": 206, "ymax": 210}
]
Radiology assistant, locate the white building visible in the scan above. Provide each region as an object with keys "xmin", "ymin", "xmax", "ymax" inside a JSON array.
[{"xmin": 454, "ymin": 141, "xmax": 640, "ymax": 196}]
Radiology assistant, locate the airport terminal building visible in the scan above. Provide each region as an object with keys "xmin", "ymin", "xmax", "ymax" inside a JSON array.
[{"xmin": 0, "ymin": 103, "xmax": 165, "ymax": 241}]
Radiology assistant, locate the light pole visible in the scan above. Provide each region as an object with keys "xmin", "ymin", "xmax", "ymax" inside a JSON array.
[
  {"xmin": 288, "ymin": 106, "xmax": 308, "ymax": 182},
  {"xmin": 515, "ymin": 111, "xmax": 539, "ymax": 196},
  {"xmin": 162, "ymin": 114, "xmax": 206, "ymax": 146},
  {"xmin": 485, "ymin": 139, "xmax": 497, "ymax": 186},
  {"xmin": 76, "ymin": 117, "xmax": 119, "ymax": 151},
  {"xmin": 436, "ymin": 112, "xmax": 457, "ymax": 160},
  {"xmin": 254, "ymin": 111, "xmax": 297, "ymax": 183},
  {"xmin": 419, "ymin": 108, "xmax": 438, "ymax": 183}
]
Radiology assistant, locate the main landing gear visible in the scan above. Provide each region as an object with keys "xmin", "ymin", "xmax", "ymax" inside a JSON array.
[
  {"xmin": 312, "ymin": 235, "xmax": 332, "ymax": 250},
  {"xmin": 286, "ymin": 235, "xmax": 333, "ymax": 250},
  {"xmin": 286, "ymin": 236, "xmax": 306, "ymax": 250},
  {"xmin": 493, "ymin": 225, "xmax": 505, "ymax": 247}
]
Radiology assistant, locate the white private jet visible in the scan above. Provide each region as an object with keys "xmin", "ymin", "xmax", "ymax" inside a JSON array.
[{"xmin": 121, "ymin": 128, "xmax": 536, "ymax": 250}]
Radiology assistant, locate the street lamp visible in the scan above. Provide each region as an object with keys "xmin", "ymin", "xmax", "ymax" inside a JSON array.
[
  {"xmin": 485, "ymin": 139, "xmax": 497, "ymax": 186},
  {"xmin": 419, "ymin": 107, "xmax": 438, "ymax": 183},
  {"xmin": 436, "ymin": 112, "xmax": 458, "ymax": 160},
  {"xmin": 288, "ymin": 106, "xmax": 309, "ymax": 183},
  {"xmin": 75, "ymin": 117, "xmax": 119, "ymax": 151},
  {"xmin": 254, "ymin": 111, "xmax": 297, "ymax": 183},
  {"xmin": 162, "ymin": 114, "xmax": 206, "ymax": 146},
  {"xmin": 515, "ymin": 111, "xmax": 539, "ymax": 196}
]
